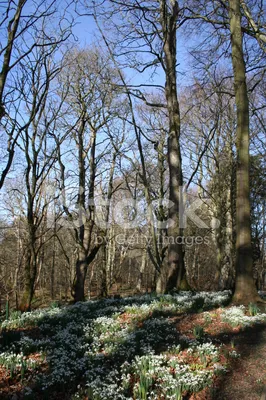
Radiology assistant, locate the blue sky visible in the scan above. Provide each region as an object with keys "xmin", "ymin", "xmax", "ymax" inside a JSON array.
[{"xmin": 71, "ymin": 8, "xmax": 193, "ymax": 89}]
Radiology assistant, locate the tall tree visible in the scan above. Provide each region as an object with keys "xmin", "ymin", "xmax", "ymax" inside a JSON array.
[
  {"xmin": 229, "ymin": 0, "xmax": 261, "ymax": 303},
  {"xmin": 159, "ymin": 0, "xmax": 188, "ymax": 291},
  {"xmin": 91, "ymin": 0, "xmax": 190, "ymax": 291},
  {"xmin": 22, "ymin": 53, "xmax": 67, "ymax": 309},
  {"xmin": 57, "ymin": 48, "xmax": 120, "ymax": 302}
]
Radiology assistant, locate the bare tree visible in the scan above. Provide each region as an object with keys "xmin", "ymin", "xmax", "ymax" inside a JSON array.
[
  {"xmin": 57, "ymin": 47, "xmax": 121, "ymax": 302},
  {"xmin": 0, "ymin": 0, "xmax": 73, "ymax": 189},
  {"xmin": 9, "ymin": 43, "xmax": 67, "ymax": 310},
  {"xmin": 89, "ymin": 0, "xmax": 192, "ymax": 292}
]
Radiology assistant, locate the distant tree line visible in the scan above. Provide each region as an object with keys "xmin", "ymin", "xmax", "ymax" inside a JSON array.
[{"xmin": 0, "ymin": 0, "xmax": 265, "ymax": 310}]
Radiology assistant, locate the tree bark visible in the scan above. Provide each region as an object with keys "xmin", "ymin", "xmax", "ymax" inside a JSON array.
[
  {"xmin": 0, "ymin": 0, "xmax": 26, "ymax": 120},
  {"xmin": 73, "ymin": 126, "xmax": 100, "ymax": 302},
  {"xmin": 160, "ymin": 0, "xmax": 188, "ymax": 291},
  {"xmin": 229, "ymin": 0, "xmax": 261, "ymax": 303},
  {"xmin": 137, "ymin": 249, "xmax": 147, "ymax": 292}
]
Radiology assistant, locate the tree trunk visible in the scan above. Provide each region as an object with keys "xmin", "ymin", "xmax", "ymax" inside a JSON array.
[
  {"xmin": 160, "ymin": 0, "xmax": 187, "ymax": 291},
  {"xmin": 51, "ymin": 234, "xmax": 56, "ymax": 300},
  {"xmin": 221, "ymin": 178, "xmax": 235, "ymax": 290},
  {"xmin": 73, "ymin": 125, "xmax": 98, "ymax": 302},
  {"xmin": 73, "ymin": 251, "xmax": 87, "ymax": 302},
  {"xmin": 21, "ymin": 247, "xmax": 37, "ymax": 311},
  {"xmin": 229, "ymin": 0, "xmax": 261, "ymax": 303},
  {"xmin": 73, "ymin": 231, "xmax": 100, "ymax": 302},
  {"xmin": 107, "ymin": 224, "xmax": 116, "ymax": 290},
  {"xmin": 100, "ymin": 152, "xmax": 117, "ymax": 297},
  {"xmin": 137, "ymin": 249, "xmax": 147, "ymax": 292},
  {"xmin": 100, "ymin": 245, "xmax": 108, "ymax": 297}
]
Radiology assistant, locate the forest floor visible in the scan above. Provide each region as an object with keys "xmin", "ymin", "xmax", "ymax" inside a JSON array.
[
  {"xmin": 0, "ymin": 292, "xmax": 266, "ymax": 399},
  {"xmin": 213, "ymin": 324, "xmax": 266, "ymax": 400},
  {"xmin": 176, "ymin": 311, "xmax": 266, "ymax": 400},
  {"xmin": 214, "ymin": 327, "xmax": 266, "ymax": 400}
]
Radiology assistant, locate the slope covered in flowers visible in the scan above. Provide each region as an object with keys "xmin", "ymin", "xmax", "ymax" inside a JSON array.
[{"xmin": 0, "ymin": 291, "xmax": 266, "ymax": 399}]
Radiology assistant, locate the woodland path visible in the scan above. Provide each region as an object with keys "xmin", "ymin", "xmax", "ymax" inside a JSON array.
[{"xmin": 213, "ymin": 324, "xmax": 266, "ymax": 400}]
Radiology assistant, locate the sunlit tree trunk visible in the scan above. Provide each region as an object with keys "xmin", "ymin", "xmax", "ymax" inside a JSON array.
[
  {"xmin": 160, "ymin": 0, "xmax": 188, "ymax": 291},
  {"xmin": 229, "ymin": 0, "xmax": 260, "ymax": 303},
  {"xmin": 73, "ymin": 127, "xmax": 100, "ymax": 302},
  {"xmin": 137, "ymin": 249, "xmax": 147, "ymax": 292},
  {"xmin": 100, "ymin": 151, "xmax": 117, "ymax": 297}
]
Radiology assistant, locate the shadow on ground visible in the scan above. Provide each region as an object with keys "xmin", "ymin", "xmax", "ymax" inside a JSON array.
[
  {"xmin": 207, "ymin": 323, "xmax": 266, "ymax": 400},
  {"xmin": 1, "ymin": 295, "xmax": 265, "ymax": 400}
]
